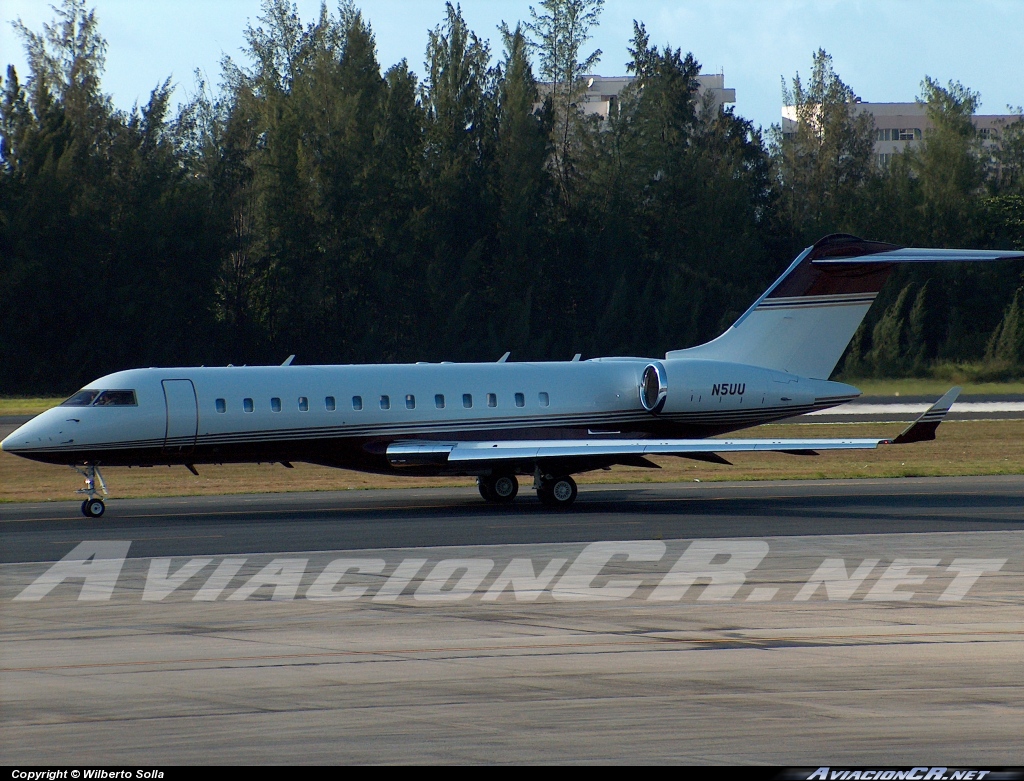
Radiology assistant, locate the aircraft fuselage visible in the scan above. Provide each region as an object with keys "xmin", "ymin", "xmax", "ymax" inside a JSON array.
[{"xmin": 3, "ymin": 359, "xmax": 858, "ymax": 475}]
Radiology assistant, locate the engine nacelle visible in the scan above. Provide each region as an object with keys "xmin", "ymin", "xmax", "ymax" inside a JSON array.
[
  {"xmin": 638, "ymin": 359, "xmax": 779, "ymax": 415},
  {"xmin": 636, "ymin": 359, "xmax": 832, "ymax": 417}
]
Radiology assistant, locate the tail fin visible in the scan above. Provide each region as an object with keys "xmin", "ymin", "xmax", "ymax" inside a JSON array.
[{"xmin": 668, "ymin": 234, "xmax": 1024, "ymax": 379}]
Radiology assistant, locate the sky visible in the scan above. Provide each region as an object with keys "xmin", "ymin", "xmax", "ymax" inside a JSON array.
[{"xmin": 1, "ymin": 0, "xmax": 1022, "ymax": 132}]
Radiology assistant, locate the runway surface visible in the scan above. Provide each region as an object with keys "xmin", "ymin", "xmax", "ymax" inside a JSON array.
[{"xmin": 2, "ymin": 477, "xmax": 1022, "ymax": 764}]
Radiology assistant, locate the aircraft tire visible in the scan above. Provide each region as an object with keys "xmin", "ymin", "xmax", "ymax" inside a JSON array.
[
  {"xmin": 491, "ymin": 474, "xmax": 519, "ymax": 503},
  {"xmin": 479, "ymin": 474, "xmax": 518, "ymax": 503},
  {"xmin": 83, "ymin": 498, "xmax": 105, "ymax": 518},
  {"xmin": 478, "ymin": 478, "xmax": 497, "ymax": 502},
  {"xmin": 538, "ymin": 476, "xmax": 577, "ymax": 508}
]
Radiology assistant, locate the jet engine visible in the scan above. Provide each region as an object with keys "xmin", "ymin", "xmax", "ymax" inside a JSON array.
[{"xmin": 639, "ymin": 362, "xmax": 668, "ymax": 413}]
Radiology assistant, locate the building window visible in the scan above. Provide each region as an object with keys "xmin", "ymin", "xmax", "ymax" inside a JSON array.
[
  {"xmin": 463, "ymin": 393, "xmax": 473, "ymax": 408},
  {"xmin": 538, "ymin": 392, "xmax": 549, "ymax": 407},
  {"xmin": 514, "ymin": 392, "xmax": 525, "ymax": 408},
  {"xmin": 215, "ymin": 398, "xmax": 226, "ymax": 413},
  {"xmin": 325, "ymin": 396, "xmax": 336, "ymax": 411},
  {"xmin": 406, "ymin": 394, "xmax": 416, "ymax": 409},
  {"xmin": 914, "ymin": 128, "xmax": 922, "ymax": 140},
  {"xmin": 243, "ymin": 398, "xmax": 254, "ymax": 413},
  {"xmin": 897, "ymin": 128, "xmax": 916, "ymax": 141},
  {"xmin": 380, "ymin": 395, "xmax": 390, "ymax": 410},
  {"xmin": 352, "ymin": 396, "xmax": 363, "ymax": 410},
  {"xmin": 435, "ymin": 394, "xmax": 445, "ymax": 409},
  {"xmin": 271, "ymin": 397, "xmax": 282, "ymax": 412}
]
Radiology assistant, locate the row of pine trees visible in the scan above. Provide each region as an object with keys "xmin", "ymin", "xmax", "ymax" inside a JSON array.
[{"xmin": 1, "ymin": 0, "xmax": 1022, "ymax": 394}]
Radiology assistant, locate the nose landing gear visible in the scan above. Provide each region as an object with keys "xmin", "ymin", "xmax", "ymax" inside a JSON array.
[{"xmin": 74, "ymin": 463, "xmax": 107, "ymax": 517}]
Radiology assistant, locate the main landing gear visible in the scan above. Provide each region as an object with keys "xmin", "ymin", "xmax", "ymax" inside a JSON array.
[
  {"xmin": 478, "ymin": 473, "xmax": 519, "ymax": 504},
  {"xmin": 536, "ymin": 473, "xmax": 577, "ymax": 509},
  {"xmin": 74, "ymin": 463, "xmax": 107, "ymax": 517},
  {"xmin": 477, "ymin": 470, "xmax": 579, "ymax": 508}
]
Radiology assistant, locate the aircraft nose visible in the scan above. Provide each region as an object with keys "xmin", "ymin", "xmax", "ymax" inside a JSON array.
[
  {"xmin": 2, "ymin": 422, "xmax": 33, "ymax": 452},
  {"xmin": 0, "ymin": 420, "xmax": 31, "ymax": 452},
  {"xmin": 1, "ymin": 412, "xmax": 76, "ymax": 453}
]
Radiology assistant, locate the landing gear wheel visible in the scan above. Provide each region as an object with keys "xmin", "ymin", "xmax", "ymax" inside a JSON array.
[
  {"xmin": 479, "ymin": 474, "xmax": 519, "ymax": 504},
  {"xmin": 82, "ymin": 498, "xmax": 105, "ymax": 518},
  {"xmin": 538, "ymin": 475, "xmax": 577, "ymax": 508},
  {"xmin": 491, "ymin": 474, "xmax": 518, "ymax": 503},
  {"xmin": 478, "ymin": 478, "xmax": 497, "ymax": 503}
]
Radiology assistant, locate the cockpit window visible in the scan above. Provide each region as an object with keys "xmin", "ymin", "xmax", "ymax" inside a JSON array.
[
  {"xmin": 93, "ymin": 390, "xmax": 137, "ymax": 406},
  {"xmin": 61, "ymin": 389, "xmax": 137, "ymax": 407},
  {"xmin": 61, "ymin": 390, "xmax": 101, "ymax": 406}
]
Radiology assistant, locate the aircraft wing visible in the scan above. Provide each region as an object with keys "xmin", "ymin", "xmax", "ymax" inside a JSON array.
[{"xmin": 388, "ymin": 388, "xmax": 961, "ymax": 468}]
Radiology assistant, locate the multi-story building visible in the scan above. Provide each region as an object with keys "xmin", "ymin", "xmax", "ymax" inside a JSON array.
[
  {"xmin": 540, "ymin": 72, "xmax": 736, "ymax": 119},
  {"xmin": 781, "ymin": 101, "xmax": 1020, "ymax": 167}
]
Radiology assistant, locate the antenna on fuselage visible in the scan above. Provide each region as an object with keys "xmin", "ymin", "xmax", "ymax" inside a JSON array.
[
  {"xmin": 571, "ymin": 353, "xmax": 581, "ymax": 362},
  {"xmin": 281, "ymin": 355, "xmax": 296, "ymax": 366},
  {"xmin": 497, "ymin": 352, "xmax": 510, "ymax": 363}
]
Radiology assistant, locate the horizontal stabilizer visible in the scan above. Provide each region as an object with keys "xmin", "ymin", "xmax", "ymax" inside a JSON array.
[
  {"xmin": 889, "ymin": 387, "xmax": 961, "ymax": 444},
  {"xmin": 813, "ymin": 248, "xmax": 1024, "ymax": 264}
]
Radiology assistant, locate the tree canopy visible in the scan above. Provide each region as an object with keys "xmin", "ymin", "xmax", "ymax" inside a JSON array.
[{"xmin": 2, "ymin": 0, "xmax": 1022, "ymax": 394}]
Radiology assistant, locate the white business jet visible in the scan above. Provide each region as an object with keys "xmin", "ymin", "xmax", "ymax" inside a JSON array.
[{"xmin": 4, "ymin": 234, "xmax": 1021, "ymax": 516}]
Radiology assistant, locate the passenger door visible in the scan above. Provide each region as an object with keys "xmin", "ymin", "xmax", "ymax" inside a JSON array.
[{"xmin": 162, "ymin": 379, "xmax": 198, "ymax": 454}]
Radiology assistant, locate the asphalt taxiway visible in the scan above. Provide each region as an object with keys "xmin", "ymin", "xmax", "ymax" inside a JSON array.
[
  {"xmin": 3, "ymin": 475, "xmax": 1023, "ymax": 561},
  {"xmin": 2, "ymin": 477, "xmax": 1022, "ymax": 764}
]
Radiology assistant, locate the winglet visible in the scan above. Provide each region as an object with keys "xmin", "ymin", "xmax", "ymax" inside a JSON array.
[{"xmin": 889, "ymin": 386, "xmax": 961, "ymax": 444}]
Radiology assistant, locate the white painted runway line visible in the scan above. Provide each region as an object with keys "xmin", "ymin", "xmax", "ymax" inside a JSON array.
[{"xmin": 808, "ymin": 401, "xmax": 1024, "ymax": 415}]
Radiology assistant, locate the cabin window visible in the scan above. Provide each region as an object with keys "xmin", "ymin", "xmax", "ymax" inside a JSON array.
[
  {"xmin": 435, "ymin": 394, "xmax": 445, "ymax": 409},
  {"xmin": 215, "ymin": 398, "xmax": 226, "ymax": 413},
  {"xmin": 463, "ymin": 393, "xmax": 473, "ymax": 408},
  {"xmin": 380, "ymin": 395, "xmax": 390, "ymax": 410},
  {"xmin": 243, "ymin": 398, "xmax": 254, "ymax": 413},
  {"xmin": 271, "ymin": 397, "xmax": 282, "ymax": 412},
  {"xmin": 298, "ymin": 397, "xmax": 309, "ymax": 412},
  {"xmin": 406, "ymin": 394, "xmax": 415, "ymax": 410},
  {"xmin": 487, "ymin": 393, "xmax": 497, "ymax": 408},
  {"xmin": 93, "ymin": 390, "xmax": 138, "ymax": 406},
  {"xmin": 352, "ymin": 396, "xmax": 363, "ymax": 410},
  {"xmin": 538, "ymin": 392, "xmax": 549, "ymax": 407},
  {"xmin": 325, "ymin": 396, "xmax": 336, "ymax": 411},
  {"xmin": 514, "ymin": 392, "xmax": 525, "ymax": 408}
]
